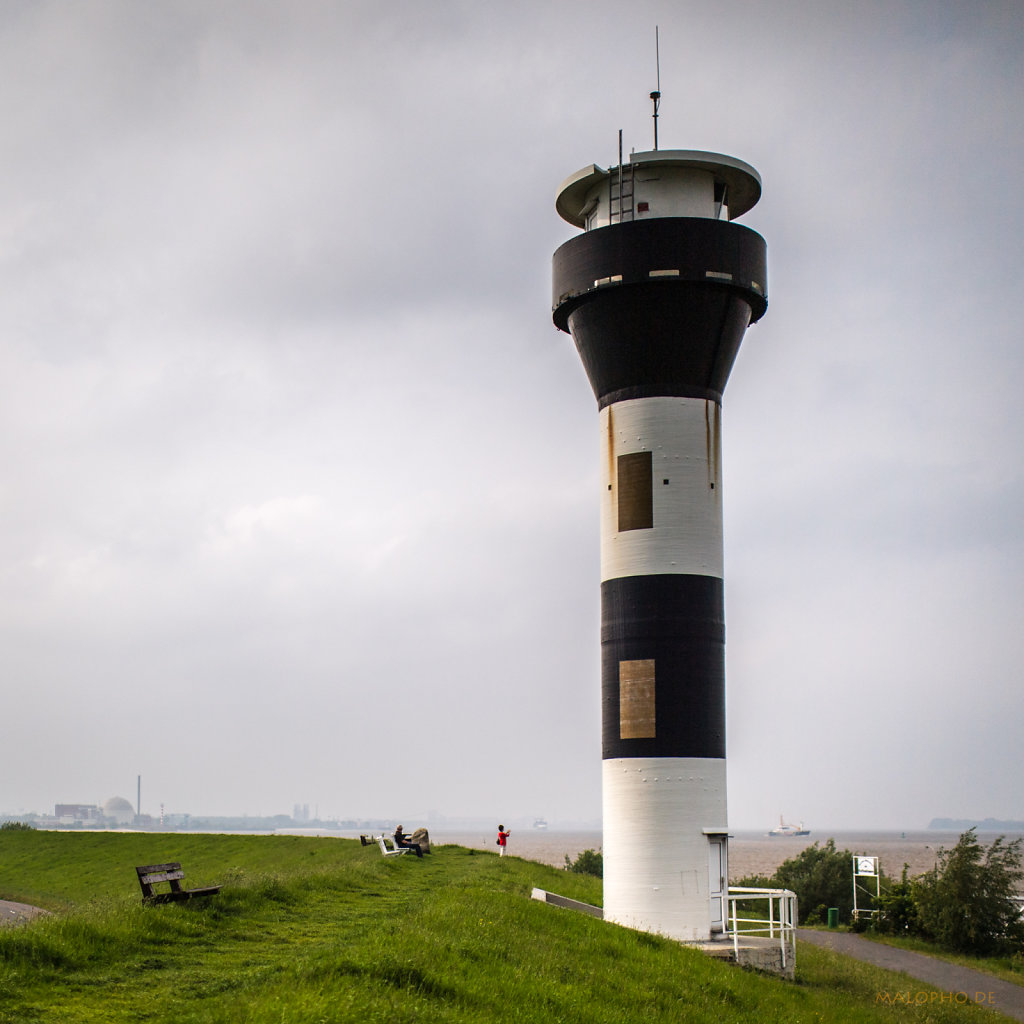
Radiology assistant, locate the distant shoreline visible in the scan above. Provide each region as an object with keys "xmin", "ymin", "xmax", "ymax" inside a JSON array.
[
  {"xmin": 9, "ymin": 820, "xmax": 1024, "ymax": 836},
  {"xmin": 927, "ymin": 817, "xmax": 1024, "ymax": 832}
]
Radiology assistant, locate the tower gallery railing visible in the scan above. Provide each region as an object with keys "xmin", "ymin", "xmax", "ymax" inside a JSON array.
[{"xmin": 726, "ymin": 887, "xmax": 798, "ymax": 969}]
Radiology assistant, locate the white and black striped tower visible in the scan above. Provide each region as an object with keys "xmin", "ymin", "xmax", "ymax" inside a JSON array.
[{"xmin": 553, "ymin": 148, "xmax": 767, "ymax": 941}]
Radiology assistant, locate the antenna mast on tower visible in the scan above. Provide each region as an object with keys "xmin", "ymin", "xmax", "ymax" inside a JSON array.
[{"xmin": 650, "ymin": 26, "xmax": 661, "ymax": 150}]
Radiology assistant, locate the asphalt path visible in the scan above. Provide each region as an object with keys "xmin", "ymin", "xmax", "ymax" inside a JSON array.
[
  {"xmin": 798, "ymin": 929, "xmax": 1024, "ymax": 1021},
  {"xmin": 0, "ymin": 899, "xmax": 50, "ymax": 925}
]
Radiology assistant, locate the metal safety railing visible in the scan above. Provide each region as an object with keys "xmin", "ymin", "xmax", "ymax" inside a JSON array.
[{"xmin": 727, "ymin": 887, "xmax": 799, "ymax": 970}]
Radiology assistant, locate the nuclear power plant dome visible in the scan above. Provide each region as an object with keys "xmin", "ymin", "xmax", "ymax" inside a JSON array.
[{"xmin": 103, "ymin": 796, "xmax": 135, "ymax": 824}]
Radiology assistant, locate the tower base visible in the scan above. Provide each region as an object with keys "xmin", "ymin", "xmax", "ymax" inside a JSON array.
[{"xmin": 602, "ymin": 757, "xmax": 727, "ymax": 942}]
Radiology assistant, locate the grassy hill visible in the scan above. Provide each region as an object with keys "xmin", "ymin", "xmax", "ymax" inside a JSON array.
[{"xmin": 0, "ymin": 831, "xmax": 1006, "ymax": 1022}]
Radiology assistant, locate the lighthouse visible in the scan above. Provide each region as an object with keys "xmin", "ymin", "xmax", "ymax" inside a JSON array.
[{"xmin": 553, "ymin": 147, "xmax": 767, "ymax": 941}]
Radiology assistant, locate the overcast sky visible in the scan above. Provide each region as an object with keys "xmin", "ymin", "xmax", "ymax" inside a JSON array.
[{"xmin": 1, "ymin": 0, "xmax": 1020, "ymax": 831}]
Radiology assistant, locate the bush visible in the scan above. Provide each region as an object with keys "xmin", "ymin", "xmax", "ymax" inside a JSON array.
[
  {"xmin": 912, "ymin": 829, "xmax": 1024, "ymax": 956},
  {"xmin": 733, "ymin": 874, "xmax": 775, "ymax": 889},
  {"xmin": 564, "ymin": 849, "xmax": 602, "ymax": 877},
  {"xmin": 772, "ymin": 839, "xmax": 861, "ymax": 925},
  {"xmin": 1, "ymin": 821, "xmax": 35, "ymax": 831},
  {"xmin": 872, "ymin": 866, "xmax": 920, "ymax": 936}
]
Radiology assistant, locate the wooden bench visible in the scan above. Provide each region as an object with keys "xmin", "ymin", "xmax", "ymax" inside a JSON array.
[{"xmin": 136, "ymin": 862, "xmax": 222, "ymax": 904}]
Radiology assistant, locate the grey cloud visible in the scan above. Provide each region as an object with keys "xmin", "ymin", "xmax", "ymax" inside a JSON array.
[{"xmin": 0, "ymin": 0, "xmax": 1021, "ymax": 829}]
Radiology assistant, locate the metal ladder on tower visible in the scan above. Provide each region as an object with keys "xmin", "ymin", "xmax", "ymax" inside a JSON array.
[{"xmin": 609, "ymin": 161, "xmax": 635, "ymax": 224}]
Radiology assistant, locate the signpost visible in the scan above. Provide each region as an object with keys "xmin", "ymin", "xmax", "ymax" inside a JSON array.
[{"xmin": 852, "ymin": 855, "xmax": 880, "ymax": 921}]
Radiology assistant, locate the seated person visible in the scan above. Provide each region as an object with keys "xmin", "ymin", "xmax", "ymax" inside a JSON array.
[{"xmin": 393, "ymin": 825, "xmax": 422, "ymax": 857}]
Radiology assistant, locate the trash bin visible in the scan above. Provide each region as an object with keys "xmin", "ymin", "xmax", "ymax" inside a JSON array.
[{"xmin": 827, "ymin": 907, "xmax": 839, "ymax": 928}]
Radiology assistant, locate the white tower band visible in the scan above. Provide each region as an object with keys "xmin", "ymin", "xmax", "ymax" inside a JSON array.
[{"xmin": 553, "ymin": 149, "xmax": 768, "ymax": 941}]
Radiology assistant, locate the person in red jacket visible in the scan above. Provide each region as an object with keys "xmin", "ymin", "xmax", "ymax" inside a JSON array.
[{"xmin": 497, "ymin": 825, "xmax": 510, "ymax": 857}]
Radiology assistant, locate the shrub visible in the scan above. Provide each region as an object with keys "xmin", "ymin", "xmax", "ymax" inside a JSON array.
[
  {"xmin": 872, "ymin": 866, "xmax": 920, "ymax": 936},
  {"xmin": 912, "ymin": 829, "xmax": 1024, "ymax": 955},
  {"xmin": 1, "ymin": 821, "xmax": 35, "ymax": 831},
  {"xmin": 564, "ymin": 849, "xmax": 603, "ymax": 877},
  {"xmin": 733, "ymin": 874, "xmax": 775, "ymax": 889},
  {"xmin": 772, "ymin": 839, "xmax": 861, "ymax": 925}
]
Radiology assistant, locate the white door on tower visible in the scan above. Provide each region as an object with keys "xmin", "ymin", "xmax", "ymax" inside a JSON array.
[{"xmin": 707, "ymin": 836, "xmax": 727, "ymax": 932}]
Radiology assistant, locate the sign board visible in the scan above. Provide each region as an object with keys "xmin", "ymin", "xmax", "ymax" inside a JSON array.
[
  {"xmin": 852, "ymin": 854, "xmax": 881, "ymax": 921},
  {"xmin": 855, "ymin": 856, "xmax": 878, "ymax": 876}
]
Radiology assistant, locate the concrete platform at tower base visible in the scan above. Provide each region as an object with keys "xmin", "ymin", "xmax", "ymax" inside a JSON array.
[
  {"xmin": 698, "ymin": 934, "xmax": 795, "ymax": 980},
  {"xmin": 530, "ymin": 889, "xmax": 794, "ymax": 979}
]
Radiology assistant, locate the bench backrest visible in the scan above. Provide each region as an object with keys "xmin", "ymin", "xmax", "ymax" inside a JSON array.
[
  {"xmin": 136, "ymin": 862, "xmax": 186, "ymax": 898},
  {"xmin": 376, "ymin": 835, "xmax": 408, "ymax": 856}
]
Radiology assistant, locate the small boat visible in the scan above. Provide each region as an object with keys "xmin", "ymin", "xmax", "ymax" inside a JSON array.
[
  {"xmin": 532, "ymin": 818, "xmax": 548, "ymax": 830},
  {"xmin": 769, "ymin": 816, "xmax": 809, "ymax": 837}
]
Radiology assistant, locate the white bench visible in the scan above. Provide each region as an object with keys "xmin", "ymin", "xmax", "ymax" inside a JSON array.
[{"xmin": 375, "ymin": 834, "xmax": 409, "ymax": 857}]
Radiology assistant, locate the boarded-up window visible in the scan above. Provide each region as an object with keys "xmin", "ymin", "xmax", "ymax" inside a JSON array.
[
  {"xmin": 617, "ymin": 451, "xmax": 653, "ymax": 531},
  {"xmin": 619, "ymin": 659, "xmax": 656, "ymax": 739}
]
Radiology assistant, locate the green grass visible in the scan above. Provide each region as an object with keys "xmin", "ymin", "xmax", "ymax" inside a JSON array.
[{"xmin": 0, "ymin": 831, "xmax": 1013, "ymax": 1022}]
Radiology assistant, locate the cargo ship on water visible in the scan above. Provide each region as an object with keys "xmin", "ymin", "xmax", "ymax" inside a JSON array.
[{"xmin": 769, "ymin": 816, "xmax": 810, "ymax": 837}]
